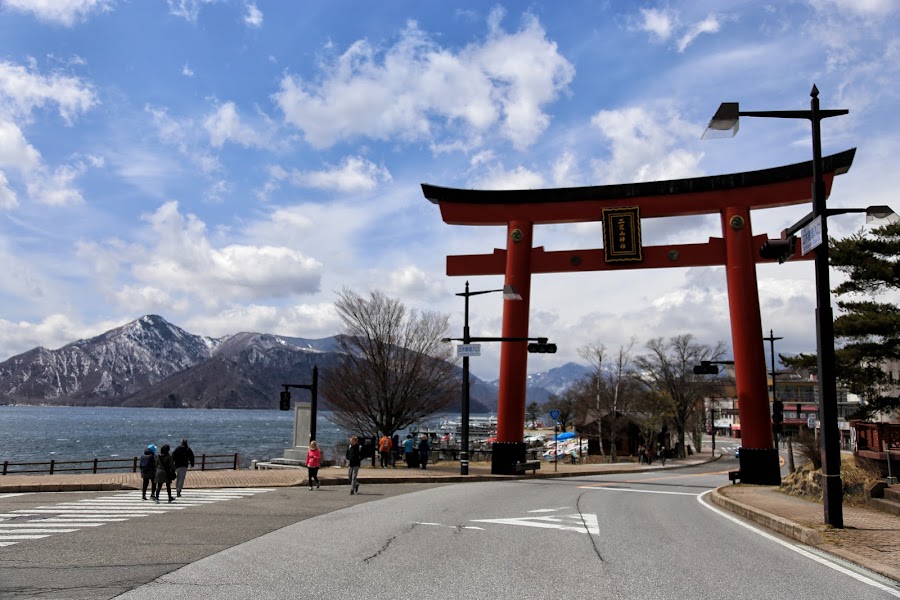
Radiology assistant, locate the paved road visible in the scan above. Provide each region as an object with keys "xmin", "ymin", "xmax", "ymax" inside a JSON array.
[
  {"xmin": 0, "ymin": 482, "xmax": 444, "ymax": 599},
  {"xmin": 111, "ymin": 464, "xmax": 897, "ymax": 600}
]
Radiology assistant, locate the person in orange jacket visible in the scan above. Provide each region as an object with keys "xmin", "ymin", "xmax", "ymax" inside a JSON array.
[{"xmin": 378, "ymin": 434, "xmax": 392, "ymax": 468}]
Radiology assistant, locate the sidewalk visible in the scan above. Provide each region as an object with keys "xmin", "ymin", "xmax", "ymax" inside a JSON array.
[{"xmin": 2, "ymin": 455, "xmax": 897, "ymax": 583}]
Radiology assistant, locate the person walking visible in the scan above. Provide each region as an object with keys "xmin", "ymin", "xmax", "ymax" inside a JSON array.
[
  {"xmin": 403, "ymin": 434, "xmax": 416, "ymax": 468},
  {"xmin": 171, "ymin": 438, "xmax": 195, "ymax": 498},
  {"xmin": 378, "ymin": 433, "xmax": 392, "ymax": 468},
  {"xmin": 306, "ymin": 440, "xmax": 322, "ymax": 491},
  {"xmin": 152, "ymin": 444, "xmax": 176, "ymax": 503},
  {"xmin": 139, "ymin": 445, "xmax": 157, "ymax": 500},
  {"xmin": 391, "ymin": 434, "xmax": 400, "ymax": 468},
  {"xmin": 417, "ymin": 435, "xmax": 430, "ymax": 470},
  {"xmin": 346, "ymin": 436, "xmax": 361, "ymax": 495}
]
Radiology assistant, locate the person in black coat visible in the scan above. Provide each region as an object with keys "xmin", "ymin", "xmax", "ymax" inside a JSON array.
[
  {"xmin": 417, "ymin": 435, "xmax": 430, "ymax": 470},
  {"xmin": 153, "ymin": 444, "xmax": 176, "ymax": 504},
  {"xmin": 172, "ymin": 439, "xmax": 195, "ymax": 498},
  {"xmin": 346, "ymin": 436, "xmax": 361, "ymax": 495},
  {"xmin": 139, "ymin": 445, "xmax": 157, "ymax": 500}
]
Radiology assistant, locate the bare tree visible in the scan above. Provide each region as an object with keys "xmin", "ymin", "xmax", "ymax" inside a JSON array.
[
  {"xmin": 579, "ymin": 339, "xmax": 639, "ymax": 462},
  {"xmin": 322, "ymin": 289, "xmax": 457, "ymax": 439},
  {"xmin": 634, "ymin": 334, "xmax": 726, "ymax": 457}
]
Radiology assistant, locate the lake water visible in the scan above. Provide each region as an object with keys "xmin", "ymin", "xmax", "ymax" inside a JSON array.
[{"xmin": 0, "ymin": 406, "xmax": 356, "ymax": 468}]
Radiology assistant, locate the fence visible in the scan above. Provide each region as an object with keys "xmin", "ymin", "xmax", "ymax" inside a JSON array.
[{"xmin": 1, "ymin": 453, "xmax": 240, "ymax": 476}]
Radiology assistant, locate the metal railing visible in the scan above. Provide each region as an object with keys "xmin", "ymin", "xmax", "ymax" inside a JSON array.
[{"xmin": 1, "ymin": 453, "xmax": 240, "ymax": 476}]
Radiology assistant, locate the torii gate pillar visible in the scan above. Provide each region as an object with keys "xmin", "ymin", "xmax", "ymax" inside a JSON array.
[{"xmin": 493, "ymin": 221, "xmax": 533, "ymax": 469}]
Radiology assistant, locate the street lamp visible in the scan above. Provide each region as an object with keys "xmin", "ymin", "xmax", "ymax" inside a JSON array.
[
  {"xmin": 763, "ymin": 330, "xmax": 783, "ymax": 448},
  {"xmin": 703, "ymin": 85, "xmax": 848, "ymax": 527},
  {"xmin": 448, "ymin": 281, "xmax": 521, "ymax": 475}
]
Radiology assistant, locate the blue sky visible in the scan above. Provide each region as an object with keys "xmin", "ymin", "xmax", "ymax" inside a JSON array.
[{"xmin": 0, "ymin": 0, "xmax": 898, "ymax": 379}]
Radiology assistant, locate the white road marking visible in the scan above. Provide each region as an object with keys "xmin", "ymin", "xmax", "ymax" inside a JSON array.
[
  {"xmin": 472, "ymin": 513, "xmax": 600, "ymax": 535},
  {"xmin": 526, "ymin": 508, "xmax": 569, "ymax": 513},
  {"xmin": 580, "ymin": 486, "xmax": 698, "ymax": 496},
  {"xmin": 698, "ymin": 491, "xmax": 900, "ymax": 597},
  {"xmin": 0, "ymin": 528, "xmax": 78, "ymax": 533},
  {"xmin": 0, "ymin": 488, "xmax": 275, "ymax": 549}
]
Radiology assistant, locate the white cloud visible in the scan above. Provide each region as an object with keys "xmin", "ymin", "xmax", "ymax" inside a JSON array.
[
  {"xmin": 203, "ymin": 101, "xmax": 271, "ymax": 149},
  {"xmin": 382, "ymin": 264, "xmax": 446, "ymax": 302},
  {"xmin": 0, "ymin": 171, "xmax": 17, "ymax": 209},
  {"xmin": 274, "ymin": 10, "xmax": 573, "ymax": 151},
  {"xmin": 589, "ymin": 103, "xmax": 704, "ymax": 184},
  {"xmin": 183, "ymin": 302, "xmax": 340, "ymax": 340},
  {"xmin": 2, "ymin": 0, "xmax": 114, "ymax": 27},
  {"xmin": 637, "ymin": 8, "xmax": 674, "ymax": 41},
  {"xmin": 0, "ymin": 60, "xmax": 96, "ymax": 123},
  {"xmin": 166, "ymin": 0, "xmax": 217, "ymax": 23},
  {"xmin": 470, "ymin": 162, "xmax": 544, "ymax": 190},
  {"xmin": 182, "ymin": 63, "xmax": 194, "ymax": 77},
  {"xmin": 0, "ymin": 119, "xmax": 42, "ymax": 172},
  {"xmin": 634, "ymin": 8, "xmax": 721, "ymax": 52},
  {"xmin": 0, "ymin": 119, "xmax": 97, "ymax": 206},
  {"xmin": 243, "ymin": 2, "xmax": 262, "ymax": 28},
  {"xmin": 79, "ymin": 202, "xmax": 324, "ymax": 313},
  {"xmin": 812, "ymin": 0, "xmax": 898, "ymax": 17},
  {"xmin": 677, "ymin": 15, "xmax": 720, "ymax": 53},
  {"xmin": 266, "ymin": 156, "xmax": 392, "ymax": 193},
  {"xmin": 146, "ymin": 105, "xmax": 221, "ymax": 174}
]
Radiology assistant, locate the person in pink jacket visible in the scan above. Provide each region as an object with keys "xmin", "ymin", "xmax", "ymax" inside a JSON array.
[{"xmin": 306, "ymin": 440, "xmax": 322, "ymax": 491}]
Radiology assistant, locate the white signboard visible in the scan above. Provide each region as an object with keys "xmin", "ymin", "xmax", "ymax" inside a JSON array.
[
  {"xmin": 801, "ymin": 215, "xmax": 823, "ymax": 255},
  {"xmin": 457, "ymin": 343, "xmax": 481, "ymax": 357}
]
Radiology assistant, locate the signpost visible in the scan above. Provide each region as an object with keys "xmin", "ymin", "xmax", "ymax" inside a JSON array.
[
  {"xmin": 456, "ymin": 343, "xmax": 481, "ymax": 357},
  {"xmin": 800, "ymin": 215, "xmax": 823, "ymax": 255}
]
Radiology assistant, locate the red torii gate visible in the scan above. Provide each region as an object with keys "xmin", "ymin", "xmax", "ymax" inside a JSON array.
[{"xmin": 423, "ymin": 148, "xmax": 855, "ymax": 482}]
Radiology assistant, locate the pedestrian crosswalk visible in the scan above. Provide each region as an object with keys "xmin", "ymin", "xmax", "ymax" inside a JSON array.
[{"xmin": 0, "ymin": 488, "xmax": 275, "ymax": 548}]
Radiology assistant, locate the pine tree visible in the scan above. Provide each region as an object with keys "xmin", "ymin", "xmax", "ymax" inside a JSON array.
[{"xmin": 829, "ymin": 221, "xmax": 900, "ymax": 418}]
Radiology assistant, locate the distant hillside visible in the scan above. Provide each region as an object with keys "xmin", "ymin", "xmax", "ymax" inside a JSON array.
[{"xmin": 0, "ymin": 315, "xmax": 496, "ymax": 413}]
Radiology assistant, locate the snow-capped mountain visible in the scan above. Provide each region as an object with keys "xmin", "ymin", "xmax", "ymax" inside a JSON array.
[{"xmin": 0, "ymin": 315, "xmax": 496, "ymax": 412}]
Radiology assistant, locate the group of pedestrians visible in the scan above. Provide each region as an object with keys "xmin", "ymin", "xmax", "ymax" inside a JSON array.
[
  {"xmin": 330, "ymin": 433, "xmax": 432, "ymax": 496},
  {"xmin": 138, "ymin": 438, "xmax": 195, "ymax": 503}
]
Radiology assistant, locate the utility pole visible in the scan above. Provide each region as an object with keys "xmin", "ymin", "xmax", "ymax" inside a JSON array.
[{"xmin": 763, "ymin": 330, "xmax": 783, "ymax": 448}]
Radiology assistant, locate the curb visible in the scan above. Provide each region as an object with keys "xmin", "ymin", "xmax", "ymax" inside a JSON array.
[{"xmin": 710, "ymin": 486, "xmax": 823, "ymax": 546}]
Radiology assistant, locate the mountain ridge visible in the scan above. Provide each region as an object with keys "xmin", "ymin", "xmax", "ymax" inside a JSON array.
[{"xmin": 0, "ymin": 315, "xmax": 587, "ymax": 411}]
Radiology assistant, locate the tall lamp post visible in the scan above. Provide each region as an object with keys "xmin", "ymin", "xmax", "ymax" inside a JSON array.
[
  {"xmin": 704, "ymin": 85, "xmax": 848, "ymax": 527},
  {"xmin": 450, "ymin": 281, "xmax": 521, "ymax": 475},
  {"xmin": 763, "ymin": 330, "xmax": 783, "ymax": 448}
]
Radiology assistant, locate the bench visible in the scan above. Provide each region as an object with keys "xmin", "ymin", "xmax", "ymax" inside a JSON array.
[
  {"xmin": 728, "ymin": 470, "xmax": 741, "ymax": 484},
  {"xmin": 514, "ymin": 460, "xmax": 541, "ymax": 474}
]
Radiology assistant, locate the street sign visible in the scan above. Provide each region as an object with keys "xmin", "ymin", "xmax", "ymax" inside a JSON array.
[
  {"xmin": 456, "ymin": 343, "xmax": 481, "ymax": 357},
  {"xmin": 807, "ymin": 416, "xmax": 817, "ymax": 429},
  {"xmin": 801, "ymin": 215, "xmax": 823, "ymax": 255},
  {"xmin": 549, "ymin": 409, "xmax": 560, "ymax": 420}
]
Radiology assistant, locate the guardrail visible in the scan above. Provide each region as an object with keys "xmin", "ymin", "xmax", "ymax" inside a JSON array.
[{"xmin": 1, "ymin": 453, "xmax": 240, "ymax": 476}]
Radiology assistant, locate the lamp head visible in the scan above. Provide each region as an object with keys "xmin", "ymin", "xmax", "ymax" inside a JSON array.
[
  {"xmin": 865, "ymin": 205, "xmax": 900, "ymax": 224},
  {"xmin": 502, "ymin": 284, "xmax": 522, "ymax": 300},
  {"xmin": 702, "ymin": 102, "xmax": 740, "ymax": 139}
]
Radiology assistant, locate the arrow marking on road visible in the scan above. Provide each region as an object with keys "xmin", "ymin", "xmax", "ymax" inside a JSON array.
[{"xmin": 472, "ymin": 514, "xmax": 600, "ymax": 535}]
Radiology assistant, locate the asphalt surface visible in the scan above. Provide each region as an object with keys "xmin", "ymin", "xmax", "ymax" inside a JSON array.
[{"xmin": 1, "ymin": 452, "xmax": 898, "ymax": 598}]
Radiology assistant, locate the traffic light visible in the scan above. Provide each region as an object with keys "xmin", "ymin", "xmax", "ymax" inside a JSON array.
[
  {"xmin": 527, "ymin": 341, "xmax": 557, "ymax": 353},
  {"xmin": 693, "ymin": 361, "xmax": 719, "ymax": 375},
  {"xmin": 772, "ymin": 400, "xmax": 784, "ymax": 424},
  {"xmin": 759, "ymin": 238, "xmax": 795, "ymax": 263},
  {"xmin": 279, "ymin": 390, "xmax": 291, "ymax": 411}
]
